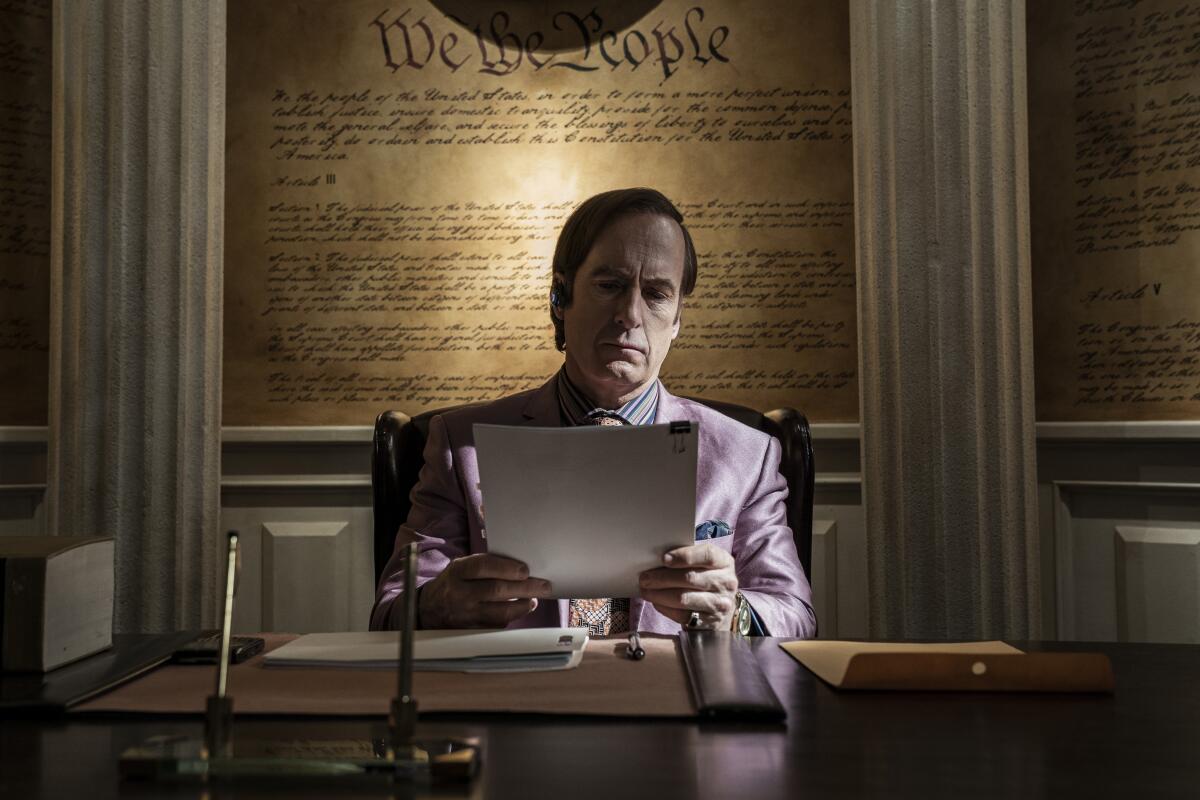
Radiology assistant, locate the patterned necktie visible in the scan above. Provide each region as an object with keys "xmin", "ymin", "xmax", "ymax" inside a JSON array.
[{"xmin": 567, "ymin": 412, "xmax": 631, "ymax": 636}]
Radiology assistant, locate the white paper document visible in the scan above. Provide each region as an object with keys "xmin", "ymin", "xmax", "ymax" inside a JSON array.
[
  {"xmin": 474, "ymin": 422, "xmax": 698, "ymax": 598},
  {"xmin": 263, "ymin": 628, "xmax": 590, "ymax": 673}
]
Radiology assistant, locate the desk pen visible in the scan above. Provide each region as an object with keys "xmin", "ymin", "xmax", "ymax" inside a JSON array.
[{"xmin": 626, "ymin": 631, "xmax": 645, "ymax": 661}]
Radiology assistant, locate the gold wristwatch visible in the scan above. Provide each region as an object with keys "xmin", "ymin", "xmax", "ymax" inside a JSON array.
[{"xmin": 732, "ymin": 591, "xmax": 752, "ymax": 636}]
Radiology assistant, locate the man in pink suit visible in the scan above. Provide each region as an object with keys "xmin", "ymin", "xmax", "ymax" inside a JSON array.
[{"xmin": 371, "ymin": 188, "xmax": 816, "ymax": 638}]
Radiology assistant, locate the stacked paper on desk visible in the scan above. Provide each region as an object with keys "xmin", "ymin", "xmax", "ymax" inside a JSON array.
[{"xmin": 264, "ymin": 629, "xmax": 589, "ymax": 673}]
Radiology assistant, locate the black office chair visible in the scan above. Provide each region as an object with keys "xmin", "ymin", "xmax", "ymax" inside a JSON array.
[{"xmin": 372, "ymin": 399, "xmax": 815, "ymax": 589}]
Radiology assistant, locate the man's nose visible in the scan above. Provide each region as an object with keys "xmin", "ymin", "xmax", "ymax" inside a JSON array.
[{"xmin": 613, "ymin": 287, "xmax": 644, "ymax": 328}]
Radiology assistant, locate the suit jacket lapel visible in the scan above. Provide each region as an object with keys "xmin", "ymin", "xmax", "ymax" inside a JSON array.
[
  {"xmin": 520, "ymin": 375, "xmax": 562, "ymax": 427},
  {"xmin": 653, "ymin": 384, "xmax": 686, "ymax": 425}
]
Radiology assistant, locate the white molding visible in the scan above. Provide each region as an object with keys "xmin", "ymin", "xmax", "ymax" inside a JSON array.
[
  {"xmin": 815, "ymin": 473, "xmax": 862, "ymax": 487},
  {"xmin": 199, "ymin": 422, "xmax": 1200, "ymax": 446},
  {"xmin": 0, "ymin": 484, "xmax": 46, "ymax": 494},
  {"xmin": 221, "ymin": 476, "xmax": 372, "ymax": 491},
  {"xmin": 1113, "ymin": 524, "xmax": 1200, "ymax": 644},
  {"xmin": 16, "ymin": 421, "xmax": 1200, "ymax": 447},
  {"xmin": 262, "ymin": 519, "xmax": 353, "ymax": 633},
  {"xmin": 812, "ymin": 519, "xmax": 838, "ymax": 638},
  {"xmin": 1052, "ymin": 484, "xmax": 1076, "ymax": 641},
  {"xmin": 1036, "ymin": 421, "xmax": 1200, "ymax": 440},
  {"xmin": 221, "ymin": 473, "xmax": 863, "ymax": 491},
  {"xmin": 0, "ymin": 427, "xmax": 49, "ymax": 443},
  {"xmin": 219, "ymin": 423, "xmax": 867, "ymax": 444},
  {"xmin": 1052, "ymin": 480, "xmax": 1200, "ymax": 494},
  {"xmin": 809, "ymin": 423, "xmax": 860, "ymax": 440},
  {"xmin": 221, "ymin": 426, "xmax": 374, "ymax": 444},
  {"xmin": 1114, "ymin": 526, "xmax": 1200, "ymax": 546}
]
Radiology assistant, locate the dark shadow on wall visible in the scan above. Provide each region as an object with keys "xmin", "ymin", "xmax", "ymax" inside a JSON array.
[{"xmin": 429, "ymin": 1, "xmax": 665, "ymax": 52}]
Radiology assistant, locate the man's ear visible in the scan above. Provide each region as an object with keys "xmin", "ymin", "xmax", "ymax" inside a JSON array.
[{"xmin": 550, "ymin": 272, "xmax": 566, "ymax": 320}]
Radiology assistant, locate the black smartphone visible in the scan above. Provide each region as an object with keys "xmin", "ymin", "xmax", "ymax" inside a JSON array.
[{"xmin": 171, "ymin": 632, "xmax": 265, "ymax": 665}]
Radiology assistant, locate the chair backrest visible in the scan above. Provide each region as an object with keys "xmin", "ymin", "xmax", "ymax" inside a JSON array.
[{"xmin": 372, "ymin": 399, "xmax": 815, "ymax": 586}]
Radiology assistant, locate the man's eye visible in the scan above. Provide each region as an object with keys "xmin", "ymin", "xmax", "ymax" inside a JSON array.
[
  {"xmin": 645, "ymin": 289, "xmax": 670, "ymax": 302},
  {"xmin": 597, "ymin": 281, "xmax": 621, "ymax": 291}
]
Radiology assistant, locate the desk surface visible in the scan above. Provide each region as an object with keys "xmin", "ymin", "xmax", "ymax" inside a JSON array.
[{"xmin": 1, "ymin": 638, "xmax": 1197, "ymax": 799}]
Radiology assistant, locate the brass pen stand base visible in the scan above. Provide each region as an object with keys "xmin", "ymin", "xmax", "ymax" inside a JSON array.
[
  {"xmin": 118, "ymin": 539, "xmax": 467, "ymax": 790},
  {"xmin": 118, "ymin": 733, "xmax": 481, "ymax": 787}
]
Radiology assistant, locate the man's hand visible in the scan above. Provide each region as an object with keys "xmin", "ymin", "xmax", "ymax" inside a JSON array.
[
  {"xmin": 638, "ymin": 543, "xmax": 738, "ymax": 630},
  {"xmin": 418, "ymin": 554, "xmax": 554, "ymax": 629}
]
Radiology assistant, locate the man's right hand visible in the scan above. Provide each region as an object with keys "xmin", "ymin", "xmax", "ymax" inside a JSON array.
[{"xmin": 418, "ymin": 553, "xmax": 554, "ymax": 629}]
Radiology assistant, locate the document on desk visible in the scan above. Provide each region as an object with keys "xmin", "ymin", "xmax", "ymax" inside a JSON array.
[
  {"xmin": 263, "ymin": 629, "xmax": 589, "ymax": 673},
  {"xmin": 782, "ymin": 640, "xmax": 1115, "ymax": 692},
  {"xmin": 474, "ymin": 422, "xmax": 698, "ymax": 598}
]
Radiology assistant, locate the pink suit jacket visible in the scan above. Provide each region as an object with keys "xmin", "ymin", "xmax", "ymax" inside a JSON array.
[{"xmin": 370, "ymin": 377, "xmax": 817, "ymax": 638}]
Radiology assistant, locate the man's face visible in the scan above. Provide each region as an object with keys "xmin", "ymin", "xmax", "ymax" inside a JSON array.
[{"xmin": 555, "ymin": 212, "xmax": 686, "ymax": 404}]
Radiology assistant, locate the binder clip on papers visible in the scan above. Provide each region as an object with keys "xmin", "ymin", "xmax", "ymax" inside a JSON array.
[
  {"xmin": 118, "ymin": 537, "xmax": 481, "ymax": 788},
  {"xmin": 670, "ymin": 421, "xmax": 691, "ymax": 453}
]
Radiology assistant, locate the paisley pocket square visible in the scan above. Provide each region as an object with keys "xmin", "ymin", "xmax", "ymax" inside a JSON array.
[{"xmin": 695, "ymin": 520, "xmax": 732, "ymax": 540}]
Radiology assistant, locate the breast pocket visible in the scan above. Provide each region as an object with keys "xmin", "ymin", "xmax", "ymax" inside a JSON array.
[{"xmin": 694, "ymin": 520, "xmax": 732, "ymax": 541}]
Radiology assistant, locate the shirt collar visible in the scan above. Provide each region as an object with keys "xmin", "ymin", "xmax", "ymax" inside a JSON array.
[{"xmin": 555, "ymin": 367, "xmax": 660, "ymax": 426}]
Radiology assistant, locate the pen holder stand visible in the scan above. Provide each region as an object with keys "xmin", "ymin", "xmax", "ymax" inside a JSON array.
[
  {"xmin": 204, "ymin": 695, "xmax": 233, "ymax": 759},
  {"xmin": 118, "ymin": 538, "xmax": 482, "ymax": 787},
  {"xmin": 389, "ymin": 695, "xmax": 419, "ymax": 761},
  {"xmin": 120, "ymin": 730, "xmax": 483, "ymax": 786}
]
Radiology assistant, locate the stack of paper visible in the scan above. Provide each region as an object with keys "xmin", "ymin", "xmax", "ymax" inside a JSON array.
[
  {"xmin": 474, "ymin": 423, "xmax": 697, "ymax": 598},
  {"xmin": 264, "ymin": 628, "xmax": 589, "ymax": 673}
]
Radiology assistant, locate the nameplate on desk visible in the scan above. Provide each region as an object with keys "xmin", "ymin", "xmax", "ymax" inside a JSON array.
[{"xmin": 782, "ymin": 641, "xmax": 1115, "ymax": 693}]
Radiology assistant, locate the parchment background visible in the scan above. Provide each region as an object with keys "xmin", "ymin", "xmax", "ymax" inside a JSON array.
[
  {"xmin": 223, "ymin": 0, "xmax": 858, "ymax": 425},
  {"xmin": 1029, "ymin": 0, "xmax": 1200, "ymax": 421},
  {"xmin": 0, "ymin": 0, "xmax": 51, "ymax": 425}
]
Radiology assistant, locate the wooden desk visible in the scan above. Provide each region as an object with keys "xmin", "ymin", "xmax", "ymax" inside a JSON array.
[{"xmin": 1, "ymin": 639, "xmax": 1196, "ymax": 799}]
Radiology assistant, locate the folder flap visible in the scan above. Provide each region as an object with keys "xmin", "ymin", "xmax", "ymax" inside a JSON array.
[
  {"xmin": 781, "ymin": 640, "xmax": 1019, "ymax": 685},
  {"xmin": 781, "ymin": 640, "xmax": 1115, "ymax": 693}
]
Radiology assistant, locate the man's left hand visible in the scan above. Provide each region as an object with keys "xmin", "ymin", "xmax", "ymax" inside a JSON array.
[{"xmin": 638, "ymin": 543, "xmax": 737, "ymax": 630}]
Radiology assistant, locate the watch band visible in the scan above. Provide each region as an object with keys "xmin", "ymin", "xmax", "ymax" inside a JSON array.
[{"xmin": 732, "ymin": 591, "xmax": 752, "ymax": 636}]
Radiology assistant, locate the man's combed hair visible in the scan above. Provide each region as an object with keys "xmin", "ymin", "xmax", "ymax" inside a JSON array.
[{"xmin": 549, "ymin": 187, "xmax": 698, "ymax": 351}]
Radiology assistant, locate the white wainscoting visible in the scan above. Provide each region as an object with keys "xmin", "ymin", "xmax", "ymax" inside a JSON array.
[
  {"xmin": 810, "ymin": 429, "xmax": 864, "ymax": 639},
  {"xmin": 810, "ymin": 519, "xmax": 838, "ymax": 638},
  {"xmin": 4, "ymin": 421, "xmax": 1199, "ymax": 641},
  {"xmin": 1050, "ymin": 481, "xmax": 1200, "ymax": 643},
  {"xmin": 1038, "ymin": 422, "xmax": 1200, "ymax": 643},
  {"xmin": 0, "ymin": 427, "xmax": 48, "ymax": 537},
  {"xmin": 219, "ymin": 470, "xmax": 373, "ymax": 634},
  {"xmin": 1114, "ymin": 525, "xmax": 1200, "ymax": 643},
  {"xmin": 216, "ymin": 425, "xmax": 872, "ymax": 638},
  {"xmin": 0, "ymin": 484, "xmax": 45, "ymax": 537}
]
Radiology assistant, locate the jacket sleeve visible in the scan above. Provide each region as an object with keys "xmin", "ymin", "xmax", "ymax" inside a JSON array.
[
  {"xmin": 732, "ymin": 435, "xmax": 818, "ymax": 639},
  {"xmin": 370, "ymin": 414, "xmax": 470, "ymax": 630}
]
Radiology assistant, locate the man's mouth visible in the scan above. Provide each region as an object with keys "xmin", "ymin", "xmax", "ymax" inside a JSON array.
[{"xmin": 602, "ymin": 342, "xmax": 645, "ymax": 354}]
